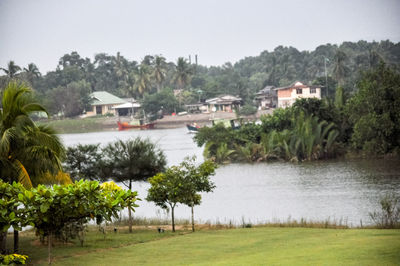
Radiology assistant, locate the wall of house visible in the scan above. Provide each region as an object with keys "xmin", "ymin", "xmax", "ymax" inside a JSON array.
[{"xmin": 278, "ymin": 87, "xmax": 321, "ymax": 108}]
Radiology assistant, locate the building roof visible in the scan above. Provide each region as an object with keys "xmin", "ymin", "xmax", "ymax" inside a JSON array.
[
  {"xmin": 90, "ymin": 91, "xmax": 126, "ymax": 106},
  {"xmin": 206, "ymin": 95, "xmax": 242, "ymax": 105},
  {"xmin": 256, "ymin": 86, "xmax": 275, "ymax": 95},
  {"xmin": 112, "ymin": 102, "xmax": 141, "ymax": 109},
  {"xmin": 274, "ymin": 82, "xmax": 321, "ymax": 91}
]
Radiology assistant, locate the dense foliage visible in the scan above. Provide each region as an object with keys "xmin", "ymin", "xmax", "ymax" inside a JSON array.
[
  {"xmin": 0, "ymin": 180, "xmax": 139, "ymax": 263},
  {"xmin": 1, "ymin": 41, "xmax": 399, "ymax": 118},
  {"xmin": 346, "ymin": 63, "xmax": 400, "ymax": 155}
]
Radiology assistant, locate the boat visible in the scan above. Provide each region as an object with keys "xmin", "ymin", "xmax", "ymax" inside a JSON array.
[
  {"xmin": 186, "ymin": 123, "xmax": 201, "ymax": 133},
  {"xmin": 117, "ymin": 121, "xmax": 156, "ymax": 131}
]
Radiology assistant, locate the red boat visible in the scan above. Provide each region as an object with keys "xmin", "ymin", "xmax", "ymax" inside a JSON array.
[{"xmin": 117, "ymin": 121, "xmax": 156, "ymax": 131}]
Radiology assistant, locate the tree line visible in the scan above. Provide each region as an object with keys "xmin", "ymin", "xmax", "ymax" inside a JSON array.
[{"xmin": 1, "ymin": 40, "xmax": 399, "ymax": 117}]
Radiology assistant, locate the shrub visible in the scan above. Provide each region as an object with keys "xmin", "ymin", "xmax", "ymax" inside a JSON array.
[
  {"xmin": 239, "ymin": 104, "xmax": 257, "ymax": 116},
  {"xmin": 0, "ymin": 254, "xmax": 28, "ymax": 265},
  {"xmin": 369, "ymin": 193, "xmax": 400, "ymax": 228}
]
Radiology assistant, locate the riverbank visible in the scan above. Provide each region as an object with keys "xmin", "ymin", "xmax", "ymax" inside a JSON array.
[
  {"xmin": 13, "ymin": 226, "xmax": 400, "ymax": 265},
  {"xmin": 37, "ymin": 110, "xmax": 273, "ymax": 134}
]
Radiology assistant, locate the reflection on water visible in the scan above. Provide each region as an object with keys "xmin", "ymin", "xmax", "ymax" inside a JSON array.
[{"xmin": 60, "ymin": 128, "xmax": 400, "ymax": 226}]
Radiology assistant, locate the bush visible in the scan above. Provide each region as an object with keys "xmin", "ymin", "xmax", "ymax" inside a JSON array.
[
  {"xmin": 239, "ymin": 104, "xmax": 257, "ymax": 116},
  {"xmin": 369, "ymin": 193, "xmax": 400, "ymax": 228},
  {"xmin": 0, "ymin": 254, "xmax": 28, "ymax": 265}
]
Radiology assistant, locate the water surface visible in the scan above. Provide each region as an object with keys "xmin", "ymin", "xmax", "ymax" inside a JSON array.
[{"xmin": 60, "ymin": 128, "xmax": 400, "ymax": 226}]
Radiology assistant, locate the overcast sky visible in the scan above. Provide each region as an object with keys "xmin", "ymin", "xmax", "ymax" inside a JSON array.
[{"xmin": 0, "ymin": 0, "xmax": 399, "ymax": 73}]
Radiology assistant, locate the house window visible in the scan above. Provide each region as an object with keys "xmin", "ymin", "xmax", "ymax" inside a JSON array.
[
  {"xmin": 296, "ymin": 88, "xmax": 302, "ymax": 94},
  {"xmin": 310, "ymin": 88, "xmax": 316, "ymax": 94}
]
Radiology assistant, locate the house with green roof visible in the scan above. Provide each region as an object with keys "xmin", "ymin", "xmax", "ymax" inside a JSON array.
[{"xmin": 86, "ymin": 91, "xmax": 126, "ymax": 116}]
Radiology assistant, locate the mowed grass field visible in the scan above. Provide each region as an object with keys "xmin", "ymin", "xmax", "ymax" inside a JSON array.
[{"xmin": 27, "ymin": 227, "xmax": 400, "ymax": 265}]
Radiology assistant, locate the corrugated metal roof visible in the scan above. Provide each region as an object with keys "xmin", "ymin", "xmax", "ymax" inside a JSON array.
[
  {"xmin": 90, "ymin": 91, "xmax": 126, "ymax": 106},
  {"xmin": 112, "ymin": 102, "xmax": 141, "ymax": 109}
]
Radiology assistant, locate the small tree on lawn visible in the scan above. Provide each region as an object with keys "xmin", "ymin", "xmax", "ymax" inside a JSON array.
[
  {"xmin": 146, "ymin": 168, "xmax": 184, "ymax": 232},
  {"xmin": 102, "ymin": 138, "xmax": 166, "ymax": 232},
  {"xmin": 179, "ymin": 157, "xmax": 216, "ymax": 232},
  {"xmin": 146, "ymin": 157, "xmax": 217, "ymax": 232}
]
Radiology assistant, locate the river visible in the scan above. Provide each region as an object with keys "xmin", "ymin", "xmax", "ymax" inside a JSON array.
[{"xmin": 60, "ymin": 127, "xmax": 400, "ymax": 226}]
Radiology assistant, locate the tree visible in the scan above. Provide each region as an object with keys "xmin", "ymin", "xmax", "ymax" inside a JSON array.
[
  {"xmin": 47, "ymin": 80, "xmax": 91, "ymax": 117},
  {"xmin": 141, "ymin": 88, "xmax": 180, "ymax": 117},
  {"xmin": 23, "ymin": 63, "xmax": 41, "ymax": 86},
  {"xmin": 346, "ymin": 63, "xmax": 400, "ymax": 155},
  {"xmin": 0, "ymin": 82, "xmax": 66, "ymax": 252},
  {"xmin": 0, "ymin": 181, "xmax": 27, "ymax": 254},
  {"xmin": 173, "ymin": 57, "xmax": 193, "ymax": 90},
  {"xmin": 135, "ymin": 64, "xmax": 152, "ymax": 97},
  {"xmin": 152, "ymin": 55, "xmax": 167, "ymax": 92},
  {"xmin": 23, "ymin": 180, "xmax": 138, "ymax": 264},
  {"xmin": 64, "ymin": 144, "xmax": 102, "ymax": 181},
  {"xmin": 333, "ymin": 50, "xmax": 349, "ymax": 87},
  {"xmin": 178, "ymin": 157, "xmax": 216, "ymax": 232},
  {"xmin": 102, "ymin": 138, "xmax": 166, "ymax": 232},
  {"xmin": 1, "ymin": 61, "xmax": 21, "ymax": 78},
  {"xmin": 147, "ymin": 157, "xmax": 216, "ymax": 232},
  {"xmin": 146, "ymin": 167, "xmax": 183, "ymax": 232}
]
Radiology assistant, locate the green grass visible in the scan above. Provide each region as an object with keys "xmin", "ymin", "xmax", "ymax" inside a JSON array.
[
  {"xmin": 6, "ymin": 227, "xmax": 179, "ymax": 265},
  {"xmin": 36, "ymin": 116, "xmax": 111, "ymax": 134},
  {"xmin": 13, "ymin": 227, "xmax": 400, "ymax": 265}
]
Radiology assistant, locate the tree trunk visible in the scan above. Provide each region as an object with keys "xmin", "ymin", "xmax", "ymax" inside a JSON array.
[
  {"xmin": 171, "ymin": 205, "xmax": 175, "ymax": 232},
  {"xmin": 48, "ymin": 233, "xmax": 52, "ymax": 265},
  {"xmin": 128, "ymin": 180, "xmax": 133, "ymax": 233},
  {"xmin": 13, "ymin": 229, "xmax": 19, "ymax": 253},
  {"xmin": 0, "ymin": 231, "xmax": 7, "ymax": 254},
  {"xmin": 191, "ymin": 205, "xmax": 195, "ymax": 232}
]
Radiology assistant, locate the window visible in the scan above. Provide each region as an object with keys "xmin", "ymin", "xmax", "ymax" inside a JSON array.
[
  {"xmin": 296, "ymin": 88, "xmax": 302, "ymax": 94},
  {"xmin": 310, "ymin": 88, "xmax": 316, "ymax": 94}
]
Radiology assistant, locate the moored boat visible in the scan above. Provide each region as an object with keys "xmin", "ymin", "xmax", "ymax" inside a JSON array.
[
  {"xmin": 117, "ymin": 121, "xmax": 156, "ymax": 131},
  {"xmin": 186, "ymin": 123, "xmax": 201, "ymax": 133}
]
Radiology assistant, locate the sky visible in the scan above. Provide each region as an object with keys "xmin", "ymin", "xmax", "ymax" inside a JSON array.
[{"xmin": 0, "ymin": 0, "xmax": 399, "ymax": 73}]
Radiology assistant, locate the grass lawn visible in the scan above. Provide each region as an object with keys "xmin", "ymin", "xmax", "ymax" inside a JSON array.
[
  {"xmin": 36, "ymin": 116, "xmax": 111, "ymax": 134},
  {"xmin": 15, "ymin": 227, "xmax": 400, "ymax": 265},
  {"xmin": 6, "ymin": 227, "xmax": 179, "ymax": 265}
]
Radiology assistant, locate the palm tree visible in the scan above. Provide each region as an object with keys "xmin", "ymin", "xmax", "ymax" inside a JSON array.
[
  {"xmin": 152, "ymin": 55, "xmax": 166, "ymax": 92},
  {"xmin": 1, "ymin": 61, "xmax": 21, "ymax": 78},
  {"xmin": 134, "ymin": 64, "xmax": 152, "ymax": 97},
  {"xmin": 173, "ymin": 57, "xmax": 193, "ymax": 90},
  {"xmin": 102, "ymin": 137, "xmax": 166, "ymax": 232},
  {"xmin": 0, "ymin": 81, "xmax": 66, "ymax": 252},
  {"xmin": 23, "ymin": 63, "xmax": 41, "ymax": 85}
]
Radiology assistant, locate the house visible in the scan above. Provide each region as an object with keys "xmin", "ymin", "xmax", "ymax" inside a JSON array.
[
  {"xmin": 205, "ymin": 95, "xmax": 242, "ymax": 112},
  {"xmin": 275, "ymin": 82, "xmax": 322, "ymax": 108},
  {"xmin": 86, "ymin": 91, "xmax": 126, "ymax": 116},
  {"xmin": 254, "ymin": 86, "xmax": 277, "ymax": 109},
  {"xmin": 112, "ymin": 100, "xmax": 141, "ymax": 116}
]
